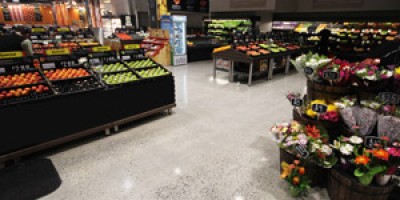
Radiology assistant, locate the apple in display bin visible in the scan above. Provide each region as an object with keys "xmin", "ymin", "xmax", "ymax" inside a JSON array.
[
  {"xmin": 44, "ymin": 68, "xmax": 90, "ymax": 80},
  {"xmin": 102, "ymin": 72, "xmax": 139, "ymax": 85},
  {"xmin": 125, "ymin": 59, "xmax": 157, "ymax": 69},
  {"xmin": 96, "ymin": 63, "xmax": 127, "ymax": 73},
  {"xmin": 0, "ymin": 84, "xmax": 50, "ymax": 102},
  {"xmin": 0, "ymin": 72, "xmax": 43, "ymax": 88},
  {"xmin": 137, "ymin": 67, "xmax": 170, "ymax": 78}
]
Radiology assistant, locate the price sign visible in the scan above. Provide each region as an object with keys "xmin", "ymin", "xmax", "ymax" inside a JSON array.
[
  {"xmin": 291, "ymin": 98, "xmax": 303, "ymax": 107},
  {"xmin": 30, "ymin": 35, "xmax": 38, "ymax": 40},
  {"xmin": 0, "ymin": 51, "xmax": 23, "ymax": 59},
  {"xmin": 312, "ymin": 104, "xmax": 328, "ymax": 113},
  {"xmin": 90, "ymin": 58, "xmax": 101, "ymax": 65},
  {"xmin": 124, "ymin": 44, "xmax": 140, "ymax": 50},
  {"xmin": 323, "ymin": 71, "xmax": 339, "ymax": 80},
  {"xmin": 92, "ymin": 46, "xmax": 112, "ymax": 52},
  {"xmin": 55, "ymin": 35, "xmax": 62, "ymax": 40},
  {"xmin": 32, "ymin": 28, "xmax": 45, "ymax": 33},
  {"xmin": 304, "ymin": 67, "xmax": 314, "ymax": 75},
  {"xmin": 57, "ymin": 28, "xmax": 69, "ymax": 32},
  {"xmin": 379, "ymin": 92, "xmax": 400, "ymax": 105},
  {"xmin": 45, "ymin": 48, "xmax": 70, "ymax": 56},
  {"xmin": 295, "ymin": 144, "xmax": 309, "ymax": 158},
  {"xmin": 122, "ymin": 56, "xmax": 131, "ymax": 61},
  {"xmin": 0, "ymin": 68, "xmax": 5, "ymax": 73},
  {"xmin": 78, "ymin": 35, "xmax": 84, "ymax": 38},
  {"xmin": 42, "ymin": 63, "xmax": 56, "ymax": 69},
  {"xmin": 364, "ymin": 136, "xmax": 385, "ymax": 149}
]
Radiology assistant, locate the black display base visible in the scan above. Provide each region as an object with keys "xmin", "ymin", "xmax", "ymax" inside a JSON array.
[{"xmin": 0, "ymin": 75, "xmax": 176, "ymax": 162}]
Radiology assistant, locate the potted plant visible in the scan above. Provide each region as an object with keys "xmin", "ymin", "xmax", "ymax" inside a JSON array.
[{"xmin": 280, "ymin": 160, "xmax": 311, "ymax": 197}]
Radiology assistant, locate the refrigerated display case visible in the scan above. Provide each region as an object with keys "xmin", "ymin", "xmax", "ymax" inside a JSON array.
[{"xmin": 161, "ymin": 15, "xmax": 188, "ymax": 65}]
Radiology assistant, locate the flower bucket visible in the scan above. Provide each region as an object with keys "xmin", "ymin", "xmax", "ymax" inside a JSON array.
[
  {"xmin": 354, "ymin": 78, "xmax": 392, "ymax": 93},
  {"xmin": 327, "ymin": 168, "xmax": 396, "ymax": 200},
  {"xmin": 279, "ymin": 148, "xmax": 329, "ymax": 188},
  {"xmin": 376, "ymin": 174, "xmax": 392, "ymax": 186},
  {"xmin": 307, "ymin": 80, "xmax": 353, "ymax": 103},
  {"xmin": 293, "ymin": 109, "xmax": 343, "ymax": 141}
]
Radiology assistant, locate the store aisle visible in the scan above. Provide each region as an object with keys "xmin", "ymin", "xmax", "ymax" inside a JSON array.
[{"xmin": 0, "ymin": 61, "xmax": 328, "ymax": 200}]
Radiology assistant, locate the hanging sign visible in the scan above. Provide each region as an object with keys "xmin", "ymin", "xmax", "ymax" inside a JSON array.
[{"xmin": 124, "ymin": 44, "xmax": 141, "ymax": 50}]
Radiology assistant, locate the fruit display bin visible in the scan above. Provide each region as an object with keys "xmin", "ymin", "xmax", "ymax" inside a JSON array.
[
  {"xmin": 134, "ymin": 66, "xmax": 171, "ymax": 79},
  {"xmin": 91, "ymin": 61, "xmax": 130, "ymax": 74},
  {"xmin": 0, "ymin": 74, "xmax": 176, "ymax": 162},
  {"xmin": 124, "ymin": 58, "xmax": 160, "ymax": 70},
  {"xmin": 49, "ymin": 77, "xmax": 104, "ymax": 95},
  {"xmin": 0, "ymin": 83, "xmax": 54, "ymax": 107},
  {"xmin": 100, "ymin": 71, "xmax": 142, "ymax": 88}
]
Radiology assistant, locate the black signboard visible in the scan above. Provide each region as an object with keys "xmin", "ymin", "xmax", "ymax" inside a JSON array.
[
  {"xmin": 364, "ymin": 136, "xmax": 385, "ymax": 149},
  {"xmin": 148, "ymin": 0, "xmax": 158, "ymax": 28},
  {"xmin": 312, "ymin": 104, "xmax": 328, "ymax": 113},
  {"xmin": 186, "ymin": 0, "xmax": 196, "ymax": 12},
  {"xmin": 34, "ymin": 5, "xmax": 42, "ymax": 22},
  {"xmin": 295, "ymin": 144, "xmax": 309, "ymax": 158},
  {"xmin": 2, "ymin": 5, "xmax": 11, "ymax": 21},
  {"xmin": 379, "ymin": 92, "xmax": 400, "ymax": 105},
  {"xmin": 291, "ymin": 98, "xmax": 303, "ymax": 107},
  {"xmin": 323, "ymin": 71, "xmax": 339, "ymax": 80},
  {"xmin": 304, "ymin": 67, "xmax": 314, "ymax": 75},
  {"xmin": 199, "ymin": 0, "xmax": 209, "ymax": 12},
  {"xmin": 168, "ymin": 0, "xmax": 186, "ymax": 11}
]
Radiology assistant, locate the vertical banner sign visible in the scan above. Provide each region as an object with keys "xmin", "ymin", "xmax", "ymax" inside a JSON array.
[
  {"xmin": 2, "ymin": 4, "xmax": 11, "ymax": 21},
  {"xmin": 34, "ymin": 4, "xmax": 42, "ymax": 22},
  {"xmin": 148, "ymin": 0, "xmax": 158, "ymax": 28}
]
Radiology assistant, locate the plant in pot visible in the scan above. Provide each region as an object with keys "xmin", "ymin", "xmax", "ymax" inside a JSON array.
[
  {"xmin": 281, "ymin": 160, "xmax": 311, "ymax": 197},
  {"xmin": 375, "ymin": 141, "xmax": 400, "ymax": 186}
]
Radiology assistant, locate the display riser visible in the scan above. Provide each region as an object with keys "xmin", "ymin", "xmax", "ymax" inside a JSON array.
[{"xmin": 0, "ymin": 75, "xmax": 176, "ymax": 162}]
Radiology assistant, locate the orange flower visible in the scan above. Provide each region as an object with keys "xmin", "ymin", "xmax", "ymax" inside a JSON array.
[
  {"xmin": 372, "ymin": 149, "xmax": 389, "ymax": 161},
  {"xmin": 355, "ymin": 155, "xmax": 370, "ymax": 165},
  {"xmin": 294, "ymin": 160, "xmax": 300, "ymax": 165},
  {"xmin": 298, "ymin": 167, "xmax": 305, "ymax": 175},
  {"xmin": 306, "ymin": 125, "xmax": 321, "ymax": 139},
  {"xmin": 292, "ymin": 176, "xmax": 300, "ymax": 185}
]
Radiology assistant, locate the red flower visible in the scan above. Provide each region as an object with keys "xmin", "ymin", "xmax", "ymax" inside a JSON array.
[
  {"xmin": 306, "ymin": 125, "xmax": 321, "ymax": 139},
  {"xmin": 372, "ymin": 149, "xmax": 389, "ymax": 161},
  {"xmin": 381, "ymin": 136, "xmax": 390, "ymax": 142},
  {"xmin": 298, "ymin": 167, "xmax": 305, "ymax": 175},
  {"xmin": 388, "ymin": 148, "xmax": 400, "ymax": 157},
  {"xmin": 355, "ymin": 155, "xmax": 370, "ymax": 165}
]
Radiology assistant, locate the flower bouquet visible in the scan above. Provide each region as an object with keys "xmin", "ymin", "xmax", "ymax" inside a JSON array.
[
  {"xmin": 353, "ymin": 59, "xmax": 393, "ymax": 91},
  {"xmin": 318, "ymin": 58, "xmax": 354, "ymax": 86},
  {"xmin": 281, "ymin": 160, "xmax": 311, "ymax": 197},
  {"xmin": 305, "ymin": 99, "xmax": 340, "ymax": 123},
  {"xmin": 291, "ymin": 52, "xmax": 332, "ymax": 81},
  {"xmin": 340, "ymin": 105, "xmax": 378, "ymax": 136},
  {"xmin": 378, "ymin": 113, "xmax": 400, "ymax": 143}
]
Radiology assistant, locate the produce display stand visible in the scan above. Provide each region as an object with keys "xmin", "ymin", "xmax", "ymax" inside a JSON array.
[
  {"xmin": 212, "ymin": 47, "xmax": 313, "ymax": 86},
  {"xmin": 0, "ymin": 49, "xmax": 176, "ymax": 164}
]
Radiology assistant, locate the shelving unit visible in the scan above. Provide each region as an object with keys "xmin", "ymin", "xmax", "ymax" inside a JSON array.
[{"xmin": 204, "ymin": 19, "xmax": 253, "ymax": 44}]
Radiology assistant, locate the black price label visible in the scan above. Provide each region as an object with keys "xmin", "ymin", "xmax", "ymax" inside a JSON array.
[
  {"xmin": 323, "ymin": 71, "xmax": 339, "ymax": 80},
  {"xmin": 2, "ymin": 6, "xmax": 11, "ymax": 21},
  {"xmin": 295, "ymin": 144, "xmax": 309, "ymax": 158},
  {"xmin": 304, "ymin": 67, "xmax": 314, "ymax": 75},
  {"xmin": 34, "ymin": 6, "xmax": 42, "ymax": 21},
  {"xmin": 379, "ymin": 92, "xmax": 400, "ymax": 105},
  {"xmin": 291, "ymin": 98, "xmax": 303, "ymax": 107},
  {"xmin": 312, "ymin": 104, "xmax": 328, "ymax": 113},
  {"xmin": 364, "ymin": 136, "xmax": 385, "ymax": 149}
]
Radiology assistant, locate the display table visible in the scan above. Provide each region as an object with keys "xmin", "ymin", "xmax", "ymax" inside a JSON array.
[
  {"xmin": 0, "ymin": 75, "xmax": 175, "ymax": 163},
  {"xmin": 188, "ymin": 44, "xmax": 224, "ymax": 62},
  {"xmin": 212, "ymin": 47, "xmax": 314, "ymax": 86}
]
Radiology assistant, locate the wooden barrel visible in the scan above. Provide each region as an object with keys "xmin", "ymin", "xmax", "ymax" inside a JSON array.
[
  {"xmin": 328, "ymin": 168, "xmax": 396, "ymax": 200},
  {"xmin": 279, "ymin": 148, "xmax": 329, "ymax": 188},
  {"xmin": 353, "ymin": 78, "xmax": 392, "ymax": 93},
  {"xmin": 307, "ymin": 80, "xmax": 353, "ymax": 103},
  {"xmin": 293, "ymin": 109, "xmax": 343, "ymax": 141}
]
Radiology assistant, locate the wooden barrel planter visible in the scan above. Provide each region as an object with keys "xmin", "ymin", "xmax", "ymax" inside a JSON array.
[
  {"xmin": 327, "ymin": 168, "xmax": 396, "ymax": 200},
  {"xmin": 280, "ymin": 148, "xmax": 329, "ymax": 188},
  {"xmin": 293, "ymin": 109, "xmax": 343, "ymax": 141},
  {"xmin": 307, "ymin": 80, "xmax": 353, "ymax": 103}
]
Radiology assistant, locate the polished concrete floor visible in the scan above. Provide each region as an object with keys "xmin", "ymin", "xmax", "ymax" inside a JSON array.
[{"xmin": 0, "ymin": 61, "xmax": 329, "ymax": 200}]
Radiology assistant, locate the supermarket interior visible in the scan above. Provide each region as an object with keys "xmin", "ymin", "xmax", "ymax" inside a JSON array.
[{"xmin": 0, "ymin": 0, "xmax": 400, "ymax": 200}]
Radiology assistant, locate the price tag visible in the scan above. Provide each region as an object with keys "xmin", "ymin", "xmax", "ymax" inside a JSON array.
[
  {"xmin": 0, "ymin": 68, "xmax": 5, "ymax": 73},
  {"xmin": 295, "ymin": 144, "xmax": 309, "ymax": 158},
  {"xmin": 122, "ymin": 56, "xmax": 131, "ymax": 61},
  {"xmin": 32, "ymin": 28, "xmax": 45, "ymax": 33},
  {"xmin": 30, "ymin": 35, "xmax": 38, "ymax": 40},
  {"xmin": 92, "ymin": 46, "xmax": 112, "ymax": 52},
  {"xmin": 323, "ymin": 71, "xmax": 339, "ymax": 80},
  {"xmin": 42, "ymin": 63, "xmax": 56, "ymax": 69},
  {"xmin": 379, "ymin": 92, "xmax": 400, "ymax": 105},
  {"xmin": 291, "ymin": 98, "xmax": 303, "ymax": 107},
  {"xmin": 45, "ymin": 48, "xmax": 70, "ymax": 56},
  {"xmin": 57, "ymin": 28, "xmax": 69, "ymax": 32},
  {"xmin": 312, "ymin": 104, "xmax": 328, "ymax": 113},
  {"xmin": 364, "ymin": 136, "xmax": 385, "ymax": 149},
  {"xmin": 0, "ymin": 51, "xmax": 23, "ymax": 59},
  {"xmin": 55, "ymin": 35, "xmax": 62, "ymax": 40},
  {"xmin": 90, "ymin": 58, "xmax": 101, "ymax": 64},
  {"xmin": 304, "ymin": 67, "xmax": 314, "ymax": 75},
  {"xmin": 124, "ymin": 44, "xmax": 140, "ymax": 50}
]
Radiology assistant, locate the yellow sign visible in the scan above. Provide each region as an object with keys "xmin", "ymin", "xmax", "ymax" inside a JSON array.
[
  {"xmin": 32, "ymin": 28, "xmax": 45, "ymax": 33},
  {"xmin": 45, "ymin": 48, "xmax": 71, "ymax": 56},
  {"xmin": 57, "ymin": 28, "xmax": 70, "ymax": 32},
  {"xmin": 124, "ymin": 44, "xmax": 141, "ymax": 50},
  {"xmin": 0, "ymin": 51, "xmax": 23, "ymax": 59},
  {"xmin": 92, "ymin": 46, "xmax": 112, "ymax": 52}
]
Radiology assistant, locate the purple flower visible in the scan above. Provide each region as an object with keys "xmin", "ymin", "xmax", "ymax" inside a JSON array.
[
  {"xmin": 371, "ymin": 65, "xmax": 379, "ymax": 70},
  {"xmin": 367, "ymin": 71, "xmax": 375, "ymax": 76},
  {"xmin": 381, "ymin": 75, "xmax": 388, "ymax": 79}
]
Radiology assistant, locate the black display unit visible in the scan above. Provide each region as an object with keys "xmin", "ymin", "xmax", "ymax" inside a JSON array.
[{"xmin": 0, "ymin": 49, "xmax": 176, "ymax": 163}]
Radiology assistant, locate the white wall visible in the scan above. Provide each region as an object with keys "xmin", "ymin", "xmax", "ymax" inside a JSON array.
[
  {"xmin": 210, "ymin": 0, "xmax": 276, "ymax": 12},
  {"xmin": 297, "ymin": 0, "xmax": 400, "ymax": 12}
]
